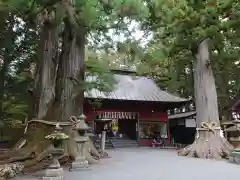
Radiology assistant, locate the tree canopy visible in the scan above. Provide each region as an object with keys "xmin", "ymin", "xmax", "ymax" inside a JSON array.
[
  {"xmin": 0, "ymin": 0, "xmax": 240, "ymax": 127},
  {"xmin": 136, "ymin": 0, "xmax": 240, "ymax": 119}
]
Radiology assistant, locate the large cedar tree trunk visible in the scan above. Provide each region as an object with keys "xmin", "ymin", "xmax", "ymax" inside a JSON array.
[
  {"xmin": 30, "ymin": 21, "xmax": 59, "ymax": 120},
  {"xmin": 0, "ymin": 12, "xmax": 61, "ymax": 176},
  {"xmin": 0, "ymin": 4, "xmax": 100, "ymax": 177},
  {"xmin": 53, "ymin": 21, "xmax": 84, "ymax": 121},
  {"xmin": 178, "ymin": 37, "xmax": 233, "ymax": 159},
  {"xmin": 52, "ymin": 18, "xmax": 99, "ymax": 163}
]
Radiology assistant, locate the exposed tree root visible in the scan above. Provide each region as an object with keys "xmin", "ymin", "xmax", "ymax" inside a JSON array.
[
  {"xmin": 85, "ymin": 150, "xmax": 99, "ymax": 164},
  {"xmin": 0, "ymin": 147, "xmax": 55, "ymax": 179},
  {"xmin": 0, "ymin": 138, "xmax": 26, "ymax": 155},
  {"xmin": 85, "ymin": 140, "xmax": 100, "ymax": 164},
  {"xmin": 84, "ymin": 137, "xmax": 110, "ymax": 159},
  {"xmin": 0, "ymin": 120, "xmax": 102, "ymax": 179},
  {"xmin": 85, "ymin": 139, "xmax": 100, "ymax": 158},
  {"xmin": 61, "ymin": 129, "xmax": 100, "ymax": 164},
  {"xmin": 178, "ymin": 129, "xmax": 233, "ymax": 159}
]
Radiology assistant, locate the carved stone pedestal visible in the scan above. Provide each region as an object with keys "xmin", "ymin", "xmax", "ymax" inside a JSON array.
[
  {"xmin": 69, "ymin": 136, "xmax": 89, "ymax": 171},
  {"xmin": 42, "ymin": 152, "xmax": 64, "ymax": 180},
  {"xmin": 42, "ymin": 123, "xmax": 69, "ymax": 180},
  {"xmin": 42, "ymin": 169, "xmax": 64, "ymax": 180},
  {"xmin": 70, "ymin": 156, "xmax": 89, "ymax": 170}
]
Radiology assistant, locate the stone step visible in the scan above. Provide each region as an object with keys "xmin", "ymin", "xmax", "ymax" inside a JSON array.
[
  {"xmin": 95, "ymin": 146, "xmax": 114, "ymax": 150},
  {"xmin": 94, "ymin": 140, "xmax": 114, "ymax": 149},
  {"xmin": 113, "ymin": 144, "xmax": 139, "ymax": 148},
  {"xmin": 111, "ymin": 141, "xmax": 138, "ymax": 144},
  {"xmin": 111, "ymin": 139, "xmax": 139, "ymax": 148},
  {"xmin": 94, "ymin": 137, "xmax": 139, "ymax": 149},
  {"xmin": 112, "ymin": 140, "xmax": 138, "ymax": 144}
]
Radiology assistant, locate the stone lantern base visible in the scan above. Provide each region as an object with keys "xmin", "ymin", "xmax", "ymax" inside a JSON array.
[
  {"xmin": 69, "ymin": 136, "xmax": 89, "ymax": 171},
  {"xmin": 42, "ymin": 158, "xmax": 64, "ymax": 180},
  {"xmin": 70, "ymin": 156, "xmax": 89, "ymax": 170}
]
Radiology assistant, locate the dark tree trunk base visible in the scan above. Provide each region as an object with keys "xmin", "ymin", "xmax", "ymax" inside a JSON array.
[
  {"xmin": 0, "ymin": 139, "xmax": 100, "ymax": 179},
  {"xmin": 178, "ymin": 130, "xmax": 233, "ymax": 159},
  {"xmin": 0, "ymin": 121, "xmax": 101, "ymax": 179}
]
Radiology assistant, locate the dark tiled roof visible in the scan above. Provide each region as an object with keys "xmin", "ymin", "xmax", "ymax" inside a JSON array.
[
  {"xmin": 84, "ymin": 74, "xmax": 189, "ymax": 103},
  {"xmin": 168, "ymin": 111, "xmax": 196, "ymax": 120}
]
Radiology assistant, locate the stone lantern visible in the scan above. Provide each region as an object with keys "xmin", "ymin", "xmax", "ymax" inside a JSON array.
[
  {"xmin": 224, "ymin": 120, "xmax": 240, "ymax": 164},
  {"xmin": 69, "ymin": 114, "xmax": 90, "ymax": 171},
  {"xmin": 43, "ymin": 123, "xmax": 69, "ymax": 180},
  {"xmin": 224, "ymin": 120, "xmax": 240, "ymax": 148}
]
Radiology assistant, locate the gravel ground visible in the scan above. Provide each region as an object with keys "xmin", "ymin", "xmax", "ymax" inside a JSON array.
[{"xmin": 18, "ymin": 148, "xmax": 240, "ymax": 180}]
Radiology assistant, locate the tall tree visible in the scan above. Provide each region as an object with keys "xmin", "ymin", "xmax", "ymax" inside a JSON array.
[
  {"xmin": 178, "ymin": 37, "xmax": 233, "ymax": 159},
  {"xmin": 0, "ymin": 0, "xmax": 151, "ymax": 174},
  {"xmin": 140, "ymin": 0, "xmax": 240, "ymax": 159},
  {"xmin": 140, "ymin": 1, "xmax": 240, "ymax": 114}
]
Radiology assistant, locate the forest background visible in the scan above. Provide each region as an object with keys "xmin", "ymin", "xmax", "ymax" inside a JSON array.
[{"xmin": 0, "ymin": 0, "xmax": 239, "ymax": 140}]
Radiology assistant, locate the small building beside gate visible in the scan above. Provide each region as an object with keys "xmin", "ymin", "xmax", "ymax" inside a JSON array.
[
  {"xmin": 221, "ymin": 93, "xmax": 240, "ymax": 147},
  {"xmin": 168, "ymin": 111, "xmax": 196, "ymax": 146},
  {"xmin": 83, "ymin": 69, "xmax": 189, "ymax": 146}
]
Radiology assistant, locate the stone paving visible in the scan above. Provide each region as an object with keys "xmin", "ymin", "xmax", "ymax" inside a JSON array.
[{"xmin": 18, "ymin": 148, "xmax": 240, "ymax": 180}]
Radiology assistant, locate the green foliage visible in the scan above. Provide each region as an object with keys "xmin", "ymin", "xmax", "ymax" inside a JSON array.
[
  {"xmin": 138, "ymin": 0, "xmax": 240, "ymax": 119},
  {"xmin": 0, "ymin": 13, "xmax": 35, "ymax": 126},
  {"xmin": 0, "ymin": 0, "xmax": 151, "ymax": 125},
  {"xmin": 85, "ymin": 50, "xmax": 117, "ymax": 93},
  {"xmin": 0, "ymin": 0, "xmax": 239, "ymax": 126}
]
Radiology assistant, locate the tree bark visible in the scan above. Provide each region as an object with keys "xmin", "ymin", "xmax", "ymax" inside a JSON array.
[
  {"xmin": 50, "ymin": 18, "xmax": 100, "ymax": 163},
  {"xmin": 30, "ymin": 22, "xmax": 59, "ymax": 120},
  {"xmin": 178, "ymin": 37, "xmax": 233, "ymax": 159},
  {"xmin": 194, "ymin": 38, "xmax": 219, "ymax": 126},
  {"xmin": 53, "ymin": 18, "xmax": 85, "ymax": 121}
]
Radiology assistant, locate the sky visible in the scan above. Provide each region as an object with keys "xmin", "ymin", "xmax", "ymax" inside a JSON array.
[{"xmin": 107, "ymin": 20, "xmax": 153, "ymax": 47}]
